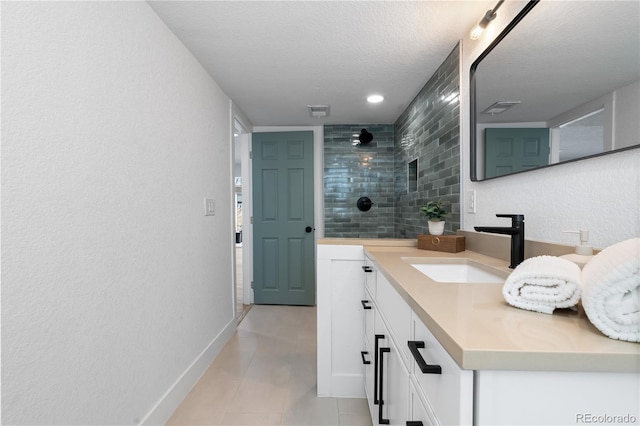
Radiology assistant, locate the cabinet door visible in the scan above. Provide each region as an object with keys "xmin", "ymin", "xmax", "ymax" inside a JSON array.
[
  {"xmin": 475, "ymin": 370, "xmax": 640, "ymax": 425},
  {"xmin": 410, "ymin": 313, "xmax": 473, "ymax": 425},
  {"xmin": 362, "ymin": 329, "xmax": 376, "ymax": 422},
  {"xmin": 409, "ymin": 379, "xmax": 437, "ymax": 426},
  {"xmin": 317, "ymin": 244, "xmax": 365, "ymax": 397},
  {"xmin": 362, "ymin": 286, "xmax": 376, "ymax": 420},
  {"xmin": 376, "ymin": 271, "xmax": 412, "ymax": 366},
  {"xmin": 331, "ymin": 255, "xmax": 366, "ymax": 397},
  {"xmin": 376, "ymin": 312, "xmax": 410, "ymax": 426}
]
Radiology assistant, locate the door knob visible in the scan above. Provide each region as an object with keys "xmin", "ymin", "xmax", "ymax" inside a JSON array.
[{"xmin": 305, "ymin": 226, "xmax": 313, "ymax": 233}]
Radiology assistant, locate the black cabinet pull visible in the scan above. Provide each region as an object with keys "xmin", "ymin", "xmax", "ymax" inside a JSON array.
[
  {"xmin": 361, "ymin": 300, "xmax": 372, "ymax": 310},
  {"xmin": 361, "ymin": 351, "xmax": 371, "ymax": 365},
  {"xmin": 378, "ymin": 346, "xmax": 391, "ymax": 425},
  {"xmin": 362, "ymin": 266, "xmax": 373, "ymax": 272},
  {"xmin": 407, "ymin": 422, "xmax": 424, "ymax": 426},
  {"xmin": 408, "ymin": 341, "xmax": 442, "ymax": 374},
  {"xmin": 373, "ymin": 334, "xmax": 384, "ymax": 404}
]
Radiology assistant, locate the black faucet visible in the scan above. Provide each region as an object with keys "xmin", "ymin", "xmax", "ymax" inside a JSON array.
[{"xmin": 474, "ymin": 214, "xmax": 525, "ymax": 269}]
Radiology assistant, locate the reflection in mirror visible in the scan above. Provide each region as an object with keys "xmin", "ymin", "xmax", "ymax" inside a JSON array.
[{"xmin": 470, "ymin": 0, "xmax": 640, "ymax": 181}]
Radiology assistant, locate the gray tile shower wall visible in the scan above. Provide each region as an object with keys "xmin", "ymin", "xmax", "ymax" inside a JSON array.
[
  {"xmin": 324, "ymin": 125, "xmax": 395, "ymax": 238},
  {"xmin": 322, "ymin": 45, "xmax": 460, "ymax": 239},
  {"xmin": 394, "ymin": 44, "xmax": 460, "ymax": 238}
]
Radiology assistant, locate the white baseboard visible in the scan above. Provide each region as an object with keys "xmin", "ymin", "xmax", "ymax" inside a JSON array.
[{"xmin": 140, "ymin": 317, "xmax": 237, "ymax": 425}]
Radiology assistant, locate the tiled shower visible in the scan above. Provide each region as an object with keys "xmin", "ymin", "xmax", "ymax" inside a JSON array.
[{"xmin": 323, "ymin": 45, "xmax": 461, "ymax": 238}]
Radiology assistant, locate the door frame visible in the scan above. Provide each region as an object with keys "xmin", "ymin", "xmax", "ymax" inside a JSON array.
[
  {"xmin": 232, "ymin": 113, "xmax": 253, "ymax": 313},
  {"xmin": 249, "ymin": 126, "xmax": 325, "ymax": 303}
]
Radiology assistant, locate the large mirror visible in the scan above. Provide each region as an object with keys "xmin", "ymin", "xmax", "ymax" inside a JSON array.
[{"xmin": 470, "ymin": 0, "xmax": 640, "ymax": 181}]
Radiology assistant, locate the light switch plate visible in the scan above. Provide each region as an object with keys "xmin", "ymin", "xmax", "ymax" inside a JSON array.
[
  {"xmin": 204, "ymin": 198, "xmax": 215, "ymax": 216},
  {"xmin": 466, "ymin": 190, "xmax": 476, "ymax": 214}
]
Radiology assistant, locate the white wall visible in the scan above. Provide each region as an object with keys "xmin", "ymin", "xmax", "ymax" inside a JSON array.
[
  {"xmin": 460, "ymin": 1, "xmax": 640, "ymax": 249},
  {"xmin": 614, "ymin": 80, "xmax": 640, "ymax": 149},
  {"xmin": 1, "ymin": 2, "xmax": 235, "ymax": 424}
]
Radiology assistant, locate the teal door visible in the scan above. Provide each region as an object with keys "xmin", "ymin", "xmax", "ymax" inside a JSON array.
[
  {"xmin": 252, "ymin": 131, "xmax": 315, "ymax": 305},
  {"xmin": 485, "ymin": 128, "xmax": 550, "ymax": 178}
]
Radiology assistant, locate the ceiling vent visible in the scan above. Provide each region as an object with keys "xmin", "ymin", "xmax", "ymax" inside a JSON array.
[
  {"xmin": 482, "ymin": 101, "xmax": 520, "ymax": 115},
  {"xmin": 307, "ymin": 105, "xmax": 330, "ymax": 118}
]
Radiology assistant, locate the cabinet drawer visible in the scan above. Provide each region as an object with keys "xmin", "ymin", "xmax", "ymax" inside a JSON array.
[
  {"xmin": 363, "ymin": 256, "xmax": 377, "ymax": 297},
  {"xmin": 377, "ymin": 271, "xmax": 412, "ymax": 366},
  {"xmin": 361, "ymin": 335, "xmax": 376, "ymax": 421},
  {"xmin": 374, "ymin": 311, "xmax": 410, "ymax": 426},
  {"xmin": 410, "ymin": 313, "xmax": 473, "ymax": 426},
  {"xmin": 362, "ymin": 287, "xmax": 375, "ymax": 349}
]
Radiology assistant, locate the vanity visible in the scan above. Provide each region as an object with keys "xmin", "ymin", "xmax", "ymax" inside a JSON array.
[{"xmin": 317, "ymin": 238, "xmax": 640, "ymax": 426}]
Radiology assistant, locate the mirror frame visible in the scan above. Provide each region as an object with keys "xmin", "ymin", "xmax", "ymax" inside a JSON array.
[{"xmin": 469, "ymin": 0, "xmax": 639, "ymax": 182}]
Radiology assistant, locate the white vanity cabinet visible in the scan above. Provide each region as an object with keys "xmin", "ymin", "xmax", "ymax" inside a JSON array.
[
  {"xmin": 363, "ymin": 255, "xmax": 470, "ymax": 426},
  {"xmin": 320, "ymin": 242, "xmax": 640, "ymax": 426},
  {"xmin": 317, "ymin": 244, "xmax": 366, "ymax": 397},
  {"xmin": 362, "ymin": 297, "xmax": 411, "ymax": 426},
  {"xmin": 317, "ymin": 244, "xmax": 472, "ymax": 424}
]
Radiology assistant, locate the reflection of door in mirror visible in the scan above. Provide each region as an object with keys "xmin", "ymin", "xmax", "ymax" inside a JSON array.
[
  {"xmin": 470, "ymin": 1, "xmax": 640, "ymax": 181},
  {"xmin": 484, "ymin": 128, "xmax": 549, "ymax": 179}
]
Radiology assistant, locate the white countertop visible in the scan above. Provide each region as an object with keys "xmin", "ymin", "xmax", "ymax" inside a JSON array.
[{"xmin": 320, "ymin": 239, "xmax": 640, "ymax": 372}]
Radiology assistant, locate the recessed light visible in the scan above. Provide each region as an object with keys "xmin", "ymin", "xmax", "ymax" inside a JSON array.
[{"xmin": 367, "ymin": 95, "xmax": 384, "ymax": 103}]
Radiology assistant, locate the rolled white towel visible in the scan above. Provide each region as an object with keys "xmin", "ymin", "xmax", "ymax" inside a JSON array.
[
  {"xmin": 582, "ymin": 238, "xmax": 640, "ymax": 343},
  {"xmin": 502, "ymin": 255, "xmax": 582, "ymax": 314}
]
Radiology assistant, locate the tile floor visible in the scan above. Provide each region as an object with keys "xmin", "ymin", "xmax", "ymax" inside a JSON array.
[{"xmin": 166, "ymin": 305, "xmax": 373, "ymax": 426}]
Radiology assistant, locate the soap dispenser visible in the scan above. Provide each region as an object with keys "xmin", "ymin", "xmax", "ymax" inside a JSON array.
[{"xmin": 560, "ymin": 230, "xmax": 594, "ymax": 268}]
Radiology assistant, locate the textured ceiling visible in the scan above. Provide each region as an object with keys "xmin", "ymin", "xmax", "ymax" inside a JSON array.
[
  {"xmin": 148, "ymin": 1, "xmax": 491, "ymax": 126},
  {"xmin": 475, "ymin": 0, "xmax": 640, "ymax": 124}
]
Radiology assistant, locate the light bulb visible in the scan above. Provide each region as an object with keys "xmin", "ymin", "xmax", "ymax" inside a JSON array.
[
  {"xmin": 470, "ymin": 25, "xmax": 485, "ymax": 40},
  {"xmin": 469, "ymin": 9, "xmax": 497, "ymax": 40}
]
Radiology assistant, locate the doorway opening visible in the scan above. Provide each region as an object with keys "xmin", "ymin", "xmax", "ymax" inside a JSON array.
[{"xmin": 233, "ymin": 119, "xmax": 252, "ymax": 321}]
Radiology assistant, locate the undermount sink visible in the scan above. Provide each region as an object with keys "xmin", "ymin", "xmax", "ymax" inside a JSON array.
[{"xmin": 402, "ymin": 257, "xmax": 508, "ymax": 284}]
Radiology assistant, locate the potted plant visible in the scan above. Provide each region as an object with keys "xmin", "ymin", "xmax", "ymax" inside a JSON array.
[{"xmin": 420, "ymin": 200, "xmax": 448, "ymax": 235}]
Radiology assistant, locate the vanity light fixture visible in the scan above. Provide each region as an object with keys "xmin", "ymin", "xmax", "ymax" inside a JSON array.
[
  {"xmin": 367, "ymin": 95, "xmax": 384, "ymax": 103},
  {"xmin": 482, "ymin": 100, "xmax": 520, "ymax": 115},
  {"xmin": 470, "ymin": 0, "xmax": 505, "ymax": 40}
]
